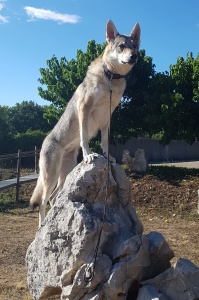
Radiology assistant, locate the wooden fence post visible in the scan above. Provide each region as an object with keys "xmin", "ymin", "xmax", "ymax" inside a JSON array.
[
  {"xmin": 35, "ymin": 146, "xmax": 39, "ymax": 174},
  {"xmin": 16, "ymin": 149, "xmax": 21, "ymax": 202}
]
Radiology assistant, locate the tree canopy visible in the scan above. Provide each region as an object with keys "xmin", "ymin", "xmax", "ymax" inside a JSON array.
[
  {"xmin": 8, "ymin": 101, "xmax": 52, "ymax": 134},
  {"xmin": 0, "ymin": 106, "xmax": 12, "ymax": 154},
  {"xmin": 164, "ymin": 52, "xmax": 199, "ymax": 144},
  {"xmin": 0, "ymin": 101, "xmax": 51, "ymax": 154}
]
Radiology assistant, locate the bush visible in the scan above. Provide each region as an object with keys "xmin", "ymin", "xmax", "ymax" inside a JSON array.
[
  {"xmin": 0, "ymin": 130, "xmax": 47, "ymax": 155},
  {"xmin": 13, "ymin": 130, "xmax": 47, "ymax": 152}
]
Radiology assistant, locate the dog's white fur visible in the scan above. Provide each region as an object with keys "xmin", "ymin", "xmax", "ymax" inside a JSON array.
[{"xmin": 30, "ymin": 20, "xmax": 141, "ymax": 226}]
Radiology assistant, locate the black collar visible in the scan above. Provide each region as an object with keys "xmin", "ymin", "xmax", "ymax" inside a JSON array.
[{"xmin": 103, "ymin": 64, "xmax": 126, "ymax": 80}]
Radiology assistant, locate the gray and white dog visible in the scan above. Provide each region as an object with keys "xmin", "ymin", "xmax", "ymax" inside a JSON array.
[{"xmin": 30, "ymin": 19, "xmax": 141, "ymax": 226}]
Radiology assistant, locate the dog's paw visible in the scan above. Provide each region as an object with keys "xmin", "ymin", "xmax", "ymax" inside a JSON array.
[{"xmin": 84, "ymin": 153, "xmax": 99, "ymax": 163}]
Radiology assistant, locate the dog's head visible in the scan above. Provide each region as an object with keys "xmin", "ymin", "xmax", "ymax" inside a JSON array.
[{"xmin": 104, "ymin": 20, "xmax": 141, "ymax": 75}]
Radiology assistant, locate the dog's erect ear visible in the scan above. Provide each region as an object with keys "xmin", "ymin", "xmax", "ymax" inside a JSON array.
[
  {"xmin": 106, "ymin": 20, "xmax": 118, "ymax": 42},
  {"xmin": 131, "ymin": 23, "xmax": 141, "ymax": 45}
]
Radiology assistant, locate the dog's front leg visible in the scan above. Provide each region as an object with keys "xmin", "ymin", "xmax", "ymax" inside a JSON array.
[
  {"xmin": 101, "ymin": 123, "xmax": 116, "ymax": 163},
  {"xmin": 78, "ymin": 99, "xmax": 96, "ymax": 163}
]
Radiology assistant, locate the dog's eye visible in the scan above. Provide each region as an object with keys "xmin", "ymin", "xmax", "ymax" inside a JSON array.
[
  {"xmin": 132, "ymin": 43, "xmax": 137, "ymax": 49},
  {"xmin": 119, "ymin": 44, "xmax": 126, "ymax": 50}
]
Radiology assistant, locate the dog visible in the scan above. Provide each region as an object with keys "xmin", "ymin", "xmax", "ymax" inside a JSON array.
[{"xmin": 30, "ymin": 19, "xmax": 141, "ymax": 226}]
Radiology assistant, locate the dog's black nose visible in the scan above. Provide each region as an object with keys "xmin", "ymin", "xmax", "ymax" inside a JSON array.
[{"xmin": 130, "ymin": 53, "xmax": 137, "ymax": 62}]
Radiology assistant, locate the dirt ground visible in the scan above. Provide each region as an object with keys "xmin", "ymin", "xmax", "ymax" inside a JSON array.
[{"xmin": 0, "ymin": 164, "xmax": 199, "ymax": 300}]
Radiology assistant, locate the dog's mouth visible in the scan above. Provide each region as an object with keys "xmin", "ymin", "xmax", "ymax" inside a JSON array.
[
  {"xmin": 122, "ymin": 60, "xmax": 137, "ymax": 65},
  {"xmin": 123, "ymin": 61, "xmax": 136, "ymax": 65},
  {"xmin": 121, "ymin": 55, "xmax": 138, "ymax": 65}
]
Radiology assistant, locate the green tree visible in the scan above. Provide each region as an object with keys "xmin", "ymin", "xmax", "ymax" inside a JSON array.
[
  {"xmin": 160, "ymin": 52, "xmax": 199, "ymax": 144},
  {"xmin": 0, "ymin": 106, "xmax": 12, "ymax": 153},
  {"xmin": 0, "ymin": 106, "xmax": 10, "ymax": 136},
  {"xmin": 113, "ymin": 51, "xmax": 199, "ymax": 145},
  {"xmin": 0, "ymin": 103, "xmax": 51, "ymax": 154},
  {"xmin": 8, "ymin": 101, "xmax": 52, "ymax": 134}
]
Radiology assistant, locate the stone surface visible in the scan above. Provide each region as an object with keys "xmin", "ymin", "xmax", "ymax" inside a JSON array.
[
  {"xmin": 137, "ymin": 285, "xmax": 168, "ymax": 300},
  {"xmin": 141, "ymin": 231, "xmax": 174, "ymax": 281},
  {"xmin": 122, "ymin": 148, "xmax": 147, "ymax": 173},
  {"xmin": 139, "ymin": 258, "xmax": 199, "ymax": 300},
  {"xmin": 26, "ymin": 155, "xmax": 175, "ymax": 300}
]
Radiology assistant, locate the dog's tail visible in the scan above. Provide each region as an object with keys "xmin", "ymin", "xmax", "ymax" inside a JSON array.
[{"xmin": 29, "ymin": 177, "xmax": 43, "ymax": 211}]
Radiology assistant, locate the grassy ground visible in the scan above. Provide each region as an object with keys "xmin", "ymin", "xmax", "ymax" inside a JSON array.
[{"xmin": 0, "ymin": 166, "xmax": 199, "ymax": 299}]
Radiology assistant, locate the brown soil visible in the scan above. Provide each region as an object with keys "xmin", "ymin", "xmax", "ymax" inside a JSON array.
[{"xmin": 0, "ymin": 165, "xmax": 199, "ymax": 300}]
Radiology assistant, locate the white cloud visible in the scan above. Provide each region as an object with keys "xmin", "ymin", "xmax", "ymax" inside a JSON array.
[
  {"xmin": 0, "ymin": 15, "xmax": 8, "ymax": 23},
  {"xmin": 0, "ymin": 1, "xmax": 8, "ymax": 23},
  {"xmin": 24, "ymin": 6, "xmax": 80, "ymax": 24},
  {"xmin": 0, "ymin": 0, "xmax": 7, "ymax": 11}
]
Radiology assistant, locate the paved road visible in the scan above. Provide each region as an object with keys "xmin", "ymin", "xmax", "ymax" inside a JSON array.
[
  {"xmin": 151, "ymin": 161, "xmax": 199, "ymax": 169},
  {"xmin": 0, "ymin": 174, "xmax": 38, "ymax": 191}
]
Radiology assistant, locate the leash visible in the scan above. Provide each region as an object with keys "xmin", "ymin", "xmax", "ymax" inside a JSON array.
[{"xmin": 83, "ymin": 72, "xmax": 113, "ymax": 284}]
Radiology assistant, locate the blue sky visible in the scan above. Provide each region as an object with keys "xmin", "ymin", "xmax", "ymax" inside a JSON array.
[{"xmin": 0, "ymin": 0, "xmax": 199, "ymax": 107}]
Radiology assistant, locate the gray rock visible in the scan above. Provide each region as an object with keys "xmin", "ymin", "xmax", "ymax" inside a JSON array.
[
  {"xmin": 122, "ymin": 148, "xmax": 147, "ymax": 173},
  {"xmin": 25, "ymin": 155, "xmax": 175, "ymax": 300},
  {"xmin": 141, "ymin": 258, "xmax": 199, "ymax": 300},
  {"xmin": 137, "ymin": 285, "xmax": 168, "ymax": 300},
  {"xmin": 141, "ymin": 231, "xmax": 174, "ymax": 281}
]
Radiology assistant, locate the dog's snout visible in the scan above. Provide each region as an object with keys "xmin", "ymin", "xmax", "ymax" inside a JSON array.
[{"xmin": 130, "ymin": 53, "xmax": 137, "ymax": 62}]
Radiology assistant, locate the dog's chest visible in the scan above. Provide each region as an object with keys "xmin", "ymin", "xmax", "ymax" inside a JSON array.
[
  {"xmin": 94, "ymin": 79, "xmax": 125, "ymax": 108},
  {"xmin": 89, "ymin": 83, "xmax": 124, "ymax": 131}
]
